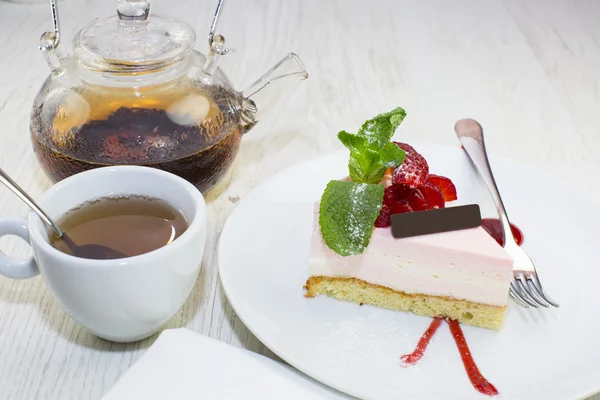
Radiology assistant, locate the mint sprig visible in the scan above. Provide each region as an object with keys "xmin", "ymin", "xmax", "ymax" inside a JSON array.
[
  {"xmin": 338, "ymin": 107, "xmax": 406, "ymax": 184},
  {"xmin": 319, "ymin": 107, "xmax": 407, "ymax": 256}
]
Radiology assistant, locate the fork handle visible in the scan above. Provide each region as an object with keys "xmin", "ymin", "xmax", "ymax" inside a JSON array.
[{"xmin": 454, "ymin": 119, "xmax": 518, "ymax": 249}]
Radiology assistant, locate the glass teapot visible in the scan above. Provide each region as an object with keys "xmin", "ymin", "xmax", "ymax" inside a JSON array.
[{"xmin": 30, "ymin": 0, "xmax": 308, "ymax": 193}]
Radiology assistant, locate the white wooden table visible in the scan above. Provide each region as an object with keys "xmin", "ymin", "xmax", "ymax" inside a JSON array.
[{"xmin": 0, "ymin": 0, "xmax": 599, "ymax": 398}]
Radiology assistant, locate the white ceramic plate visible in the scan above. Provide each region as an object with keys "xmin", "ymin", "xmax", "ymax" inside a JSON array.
[{"xmin": 218, "ymin": 143, "xmax": 600, "ymax": 400}]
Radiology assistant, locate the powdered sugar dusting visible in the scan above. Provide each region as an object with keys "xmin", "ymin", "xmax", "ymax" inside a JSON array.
[{"xmin": 347, "ymin": 183, "xmax": 369, "ymax": 240}]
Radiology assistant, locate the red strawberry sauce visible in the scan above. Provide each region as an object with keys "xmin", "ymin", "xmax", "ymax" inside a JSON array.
[
  {"xmin": 447, "ymin": 319, "xmax": 499, "ymax": 396},
  {"xmin": 400, "ymin": 317, "xmax": 443, "ymax": 364},
  {"xmin": 400, "ymin": 318, "xmax": 499, "ymax": 397},
  {"xmin": 481, "ymin": 218, "xmax": 524, "ymax": 246}
]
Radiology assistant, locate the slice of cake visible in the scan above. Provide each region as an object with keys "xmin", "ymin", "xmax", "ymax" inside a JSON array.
[
  {"xmin": 305, "ymin": 206, "xmax": 513, "ymax": 329},
  {"xmin": 303, "ymin": 107, "xmax": 513, "ymax": 330}
]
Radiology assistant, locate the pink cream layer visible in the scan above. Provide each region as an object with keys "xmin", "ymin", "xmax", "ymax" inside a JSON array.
[{"xmin": 309, "ymin": 206, "xmax": 513, "ymax": 306}]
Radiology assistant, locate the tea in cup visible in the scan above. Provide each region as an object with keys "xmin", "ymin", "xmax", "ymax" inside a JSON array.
[{"xmin": 0, "ymin": 166, "xmax": 207, "ymax": 342}]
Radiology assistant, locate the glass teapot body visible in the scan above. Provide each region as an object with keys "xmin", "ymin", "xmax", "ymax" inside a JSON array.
[
  {"xmin": 31, "ymin": 50, "xmax": 244, "ymax": 193},
  {"xmin": 30, "ymin": 0, "xmax": 307, "ymax": 193}
]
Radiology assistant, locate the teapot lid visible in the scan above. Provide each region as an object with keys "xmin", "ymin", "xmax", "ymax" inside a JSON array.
[{"xmin": 73, "ymin": 0, "xmax": 195, "ymax": 70}]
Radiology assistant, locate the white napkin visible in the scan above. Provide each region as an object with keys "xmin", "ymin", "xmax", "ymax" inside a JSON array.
[{"xmin": 101, "ymin": 328, "xmax": 353, "ymax": 400}]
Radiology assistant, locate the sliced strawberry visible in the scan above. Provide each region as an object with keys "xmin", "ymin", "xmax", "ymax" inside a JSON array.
[
  {"xmin": 395, "ymin": 185, "xmax": 428, "ymax": 211},
  {"xmin": 390, "ymin": 199, "xmax": 413, "ymax": 215},
  {"xmin": 374, "ymin": 204, "xmax": 392, "ymax": 228},
  {"xmin": 376, "ymin": 187, "xmax": 398, "ymax": 228},
  {"xmin": 417, "ymin": 181, "xmax": 445, "ymax": 209},
  {"xmin": 392, "ymin": 142, "xmax": 429, "ymax": 188},
  {"xmin": 375, "ymin": 186, "xmax": 418, "ymax": 227},
  {"xmin": 383, "ymin": 185, "xmax": 397, "ymax": 205},
  {"xmin": 374, "ymin": 200, "xmax": 414, "ymax": 228},
  {"xmin": 427, "ymin": 174, "xmax": 457, "ymax": 202},
  {"xmin": 385, "ymin": 184, "xmax": 427, "ymax": 211}
]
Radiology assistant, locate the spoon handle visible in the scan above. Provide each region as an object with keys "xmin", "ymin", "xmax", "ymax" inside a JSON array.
[
  {"xmin": 453, "ymin": 119, "xmax": 517, "ymax": 248},
  {"xmin": 0, "ymin": 168, "xmax": 64, "ymax": 237}
]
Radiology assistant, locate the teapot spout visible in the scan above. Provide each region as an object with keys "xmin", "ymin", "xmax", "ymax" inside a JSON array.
[{"xmin": 238, "ymin": 53, "xmax": 308, "ymax": 131}]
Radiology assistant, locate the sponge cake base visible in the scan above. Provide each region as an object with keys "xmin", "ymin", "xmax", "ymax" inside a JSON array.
[{"xmin": 304, "ymin": 275, "xmax": 507, "ymax": 330}]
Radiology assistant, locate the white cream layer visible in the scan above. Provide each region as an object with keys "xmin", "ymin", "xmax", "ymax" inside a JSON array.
[{"xmin": 309, "ymin": 206, "xmax": 513, "ymax": 306}]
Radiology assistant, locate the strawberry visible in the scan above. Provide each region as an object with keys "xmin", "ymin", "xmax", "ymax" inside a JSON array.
[
  {"xmin": 417, "ymin": 181, "xmax": 445, "ymax": 209},
  {"xmin": 392, "ymin": 142, "xmax": 429, "ymax": 188},
  {"xmin": 427, "ymin": 174, "xmax": 457, "ymax": 202},
  {"xmin": 374, "ymin": 204, "xmax": 392, "ymax": 228},
  {"xmin": 374, "ymin": 198, "xmax": 415, "ymax": 228},
  {"xmin": 389, "ymin": 184, "xmax": 428, "ymax": 211},
  {"xmin": 385, "ymin": 184, "xmax": 424, "ymax": 211},
  {"xmin": 375, "ymin": 186, "xmax": 417, "ymax": 227},
  {"xmin": 383, "ymin": 185, "xmax": 398, "ymax": 205},
  {"xmin": 390, "ymin": 199, "xmax": 414, "ymax": 214},
  {"xmin": 374, "ymin": 149, "xmax": 459, "ymax": 229}
]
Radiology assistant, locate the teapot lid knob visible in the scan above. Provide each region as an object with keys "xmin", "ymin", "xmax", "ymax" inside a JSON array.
[{"xmin": 117, "ymin": 0, "xmax": 151, "ymax": 23}]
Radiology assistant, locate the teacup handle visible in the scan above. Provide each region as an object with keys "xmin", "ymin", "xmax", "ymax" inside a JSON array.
[{"xmin": 0, "ymin": 218, "xmax": 39, "ymax": 279}]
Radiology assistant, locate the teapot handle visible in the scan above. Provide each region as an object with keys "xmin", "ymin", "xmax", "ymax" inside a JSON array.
[
  {"xmin": 203, "ymin": 0, "xmax": 229, "ymax": 75},
  {"xmin": 208, "ymin": 0, "xmax": 226, "ymax": 49},
  {"xmin": 39, "ymin": 0, "xmax": 64, "ymax": 73}
]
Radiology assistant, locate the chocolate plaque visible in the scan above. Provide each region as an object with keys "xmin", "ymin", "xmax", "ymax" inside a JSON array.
[{"xmin": 390, "ymin": 204, "xmax": 482, "ymax": 239}]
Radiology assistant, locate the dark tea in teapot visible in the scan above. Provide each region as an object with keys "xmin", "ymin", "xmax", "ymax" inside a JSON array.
[{"xmin": 31, "ymin": 82, "xmax": 243, "ymax": 193}]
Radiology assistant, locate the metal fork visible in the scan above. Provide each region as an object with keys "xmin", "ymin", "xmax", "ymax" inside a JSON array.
[{"xmin": 454, "ymin": 119, "xmax": 559, "ymax": 309}]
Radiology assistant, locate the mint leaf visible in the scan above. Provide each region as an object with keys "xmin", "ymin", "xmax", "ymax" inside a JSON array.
[
  {"xmin": 338, "ymin": 131, "xmax": 367, "ymax": 153},
  {"xmin": 379, "ymin": 142, "xmax": 406, "ymax": 168},
  {"xmin": 358, "ymin": 107, "xmax": 407, "ymax": 148},
  {"xmin": 319, "ymin": 180, "xmax": 384, "ymax": 256},
  {"xmin": 339, "ymin": 131, "xmax": 383, "ymax": 183},
  {"xmin": 348, "ymin": 148, "xmax": 383, "ymax": 184}
]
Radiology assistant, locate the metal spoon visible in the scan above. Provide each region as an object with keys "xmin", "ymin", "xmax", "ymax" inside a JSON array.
[{"xmin": 0, "ymin": 168, "xmax": 126, "ymax": 260}]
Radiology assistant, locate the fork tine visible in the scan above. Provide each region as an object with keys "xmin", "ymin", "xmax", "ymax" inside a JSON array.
[
  {"xmin": 516, "ymin": 277, "xmax": 548, "ymax": 308},
  {"xmin": 523, "ymin": 278, "xmax": 550, "ymax": 308},
  {"xmin": 527, "ymin": 275, "xmax": 560, "ymax": 308},
  {"xmin": 510, "ymin": 281, "xmax": 531, "ymax": 306},
  {"xmin": 509, "ymin": 288, "xmax": 529, "ymax": 308},
  {"xmin": 510, "ymin": 280, "xmax": 539, "ymax": 308}
]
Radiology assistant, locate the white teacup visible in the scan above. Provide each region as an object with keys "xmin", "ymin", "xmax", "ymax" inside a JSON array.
[{"xmin": 0, "ymin": 166, "xmax": 207, "ymax": 342}]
